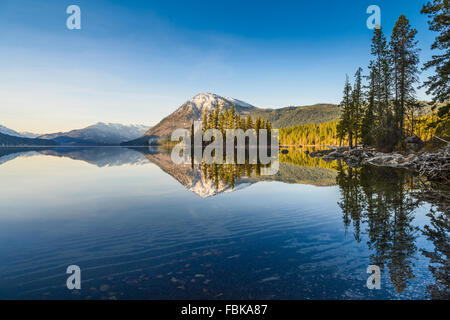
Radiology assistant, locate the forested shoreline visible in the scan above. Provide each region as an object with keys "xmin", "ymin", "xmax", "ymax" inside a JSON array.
[
  {"xmin": 336, "ymin": 2, "xmax": 448, "ymax": 152},
  {"xmin": 280, "ymin": 1, "xmax": 448, "ymax": 151},
  {"xmin": 279, "ymin": 111, "xmax": 440, "ymax": 147}
]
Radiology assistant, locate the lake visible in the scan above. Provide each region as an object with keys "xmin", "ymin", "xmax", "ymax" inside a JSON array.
[{"xmin": 0, "ymin": 147, "xmax": 448, "ymax": 300}]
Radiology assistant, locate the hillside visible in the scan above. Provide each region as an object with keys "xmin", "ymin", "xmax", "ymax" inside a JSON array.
[
  {"xmin": 248, "ymin": 104, "xmax": 340, "ymax": 128},
  {"xmin": 0, "ymin": 132, "xmax": 58, "ymax": 146}
]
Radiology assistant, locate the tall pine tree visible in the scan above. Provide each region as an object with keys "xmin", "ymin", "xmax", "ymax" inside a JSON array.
[
  {"xmin": 339, "ymin": 75, "xmax": 354, "ymax": 148},
  {"xmin": 421, "ymin": 0, "xmax": 449, "ymax": 139},
  {"xmin": 390, "ymin": 15, "xmax": 420, "ymax": 142},
  {"xmin": 371, "ymin": 27, "xmax": 395, "ymax": 150},
  {"xmin": 421, "ymin": 0, "xmax": 449, "ymax": 103},
  {"xmin": 361, "ymin": 62, "xmax": 377, "ymax": 146},
  {"xmin": 352, "ymin": 67, "xmax": 363, "ymax": 148}
]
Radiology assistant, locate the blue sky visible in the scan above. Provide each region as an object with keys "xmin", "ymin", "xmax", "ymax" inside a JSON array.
[{"xmin": 0, "ymin": 0, "xmax": 437, "ymax": 132}]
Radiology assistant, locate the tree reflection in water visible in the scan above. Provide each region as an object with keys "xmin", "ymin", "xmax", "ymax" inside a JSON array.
[
  {"xmin": 415, "ymin": 181, "xmax": 449, "ymax": 300},
  {"xmin": 337, "ymin": 162, "xmax": 449, "ymax": 298},
  {"xmin": 337, "ymin": 163, "xmax": 423, "ymax": 294}
]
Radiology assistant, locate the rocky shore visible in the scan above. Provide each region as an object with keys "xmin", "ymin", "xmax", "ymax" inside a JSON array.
[{"xmin": 308, "ymin": 141, "xmax": 450, "ymax": 182}]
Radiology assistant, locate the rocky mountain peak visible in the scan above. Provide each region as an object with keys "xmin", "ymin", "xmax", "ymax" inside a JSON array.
[
  {"xmin": 186, "ymin": 92, "xmax": 256, "ymax": 115},
  {"xmin": 144, "ymin": 93, "xmax": 257, "ymax": 137}
]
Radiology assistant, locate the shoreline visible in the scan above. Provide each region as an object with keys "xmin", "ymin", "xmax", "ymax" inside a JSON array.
[{"xmin": 308, "ymin": 145, "xmax": 450, "ymax": 182}]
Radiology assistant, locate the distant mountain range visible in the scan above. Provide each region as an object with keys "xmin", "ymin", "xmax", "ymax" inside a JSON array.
[
  {"xmin": 39, "ymin": 122, "xmax": 151, "ymax": 145},
  {"xmin": 1, "ymin": 93, "xmax": 340, "ymax": 146},
  {"xmin": 0, "ymin": 125, "xmax": 41, "ymax": 139},
  {"xmin": 0, "ymin": 123, "xmax": 151, "ymax": 146},
  {"xmin": 0, "ymin": 132, "xmax": 58, "ymax": 146}
]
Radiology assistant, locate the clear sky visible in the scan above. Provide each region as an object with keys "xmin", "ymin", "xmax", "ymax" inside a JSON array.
[{"xmin": 0, "ymin": 0, "xmax": 437, "ymax": 133}]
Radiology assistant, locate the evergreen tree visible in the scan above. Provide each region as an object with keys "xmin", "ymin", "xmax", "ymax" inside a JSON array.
[
  {"xmin": 240, "ymin": 117, "xmax": 246, "ymax": 130},
  {"xmin": 229, "ymin": 105, "xmax": 236, "ymax": 129},
  {"xmin": 390, "ymin": 15, "xmax": 420, "ymax": 142},
  {"xmin": 246, "ymin": 115, "xmax": 253, "ymax": 130},
  {"xmin": 352, "ymin": 67, "xmax": 364, "ymax": 148},
  {"xmin": 339, "ymin": 75, "xmax": 354, "ymax": 148},
  {"xmin": 337, "ymin": 120, "xmax": 347, "ymax": 147},
  {"xmin": 236, "ymin": 114, "xmax": 241, "ymax": 129},
  {"xmin": 260, "ymin": 118, "xmax": 266, "ymax": 130},
  {"xmin": 266, "ymin": 119, "xmax": 272, "ymax": 144},
  {"xmin": 371, "ymin": 28, "xmax": 390, "ymax": 122},
  {"xmin": 254, "ymin": 117, "xmax": 261, "ymax": 133},
  {"xmin": 218, "ymin": 112, "xmax": 225, "ymax": 134},
  {"xmin": 213, "ymin": 107, "xmax": 220, "ymax": 129},
  {"xmin": 202, "ymin": 113, "xmax": 208, "ymax": 131},
  {"xmin": 208, "ymin": 112, "xmax": 214, "ymax": 130},
  {"xmin": 254, "ymin": 117, "xmax": 261, "ymax": 145},
  {"xmin": 224, "ymin": 109, "xmax": 230, "ymax": 128},
  {"xmin": 421, "ymin": 0, "xmax": 449, "ymax": 139},
  {"xmin": 421, "ymin": 0, "xmax": 449, "ymax": 103},
  {"xmin": 361, "ymin": 62, "xmax": 377, "ymax": 146},
  {"xmin": 371, "ymin": 27, "xmax": 395, "ymax": 150}
]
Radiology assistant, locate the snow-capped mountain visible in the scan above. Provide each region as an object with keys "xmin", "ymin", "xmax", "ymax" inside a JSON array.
[
  {"xmin": 142, "ymin": 93, "xmax": 257, "ymax": 137},
  {"xmin": 0, "ymin": 125, "xmax": 21, "ymax": 137},
  {"xmin": 39, "ymin": 122, "xmax": 151, "ymax": 145},
  {"xmin": 0, "ymin": 125, "xmax": 40, "ymax": 139},
  {"xmin": 186, "ymin": 92, "xmax": 256, "ymax": 115},
  {"xmin": 18, "ymin": 132, "xmax": 41, "ymax": 139}
]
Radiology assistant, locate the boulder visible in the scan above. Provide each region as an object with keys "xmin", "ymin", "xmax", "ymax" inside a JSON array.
[
  {"xmin": 364, "ymin": 153, "xmax": 408, "ymax": 168},
  {"xmin": 309, "ymin": 149, "xmax": 334, "ymax": 158},
  {"xmin": 405, "ymin": 135, "xmax": 424, "ymax": 151},
  {"xmin": 322, "ymin": 150, "xmax": 345, "ymax": 161}
]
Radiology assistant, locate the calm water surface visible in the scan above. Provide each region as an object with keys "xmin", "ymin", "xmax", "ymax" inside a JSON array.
[{"xmin": 0, "ymin": 147, "xmax": 448, "ymax": 299}]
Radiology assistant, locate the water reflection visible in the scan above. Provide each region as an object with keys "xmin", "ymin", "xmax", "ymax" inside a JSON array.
[
  {"xmin": 414, "ymin": 181, "xmax": 450, "ymax": 300},
  {"xmin": 0, "ymin": 147, "xmax": 448, "ymax": 299},
  {"xmin": 335, "ymin": 163, "xmax": 449, "ymax": 298},
  {"xmin": 0, "ymin": 147, "xmax": 338, "ymax": 197}
]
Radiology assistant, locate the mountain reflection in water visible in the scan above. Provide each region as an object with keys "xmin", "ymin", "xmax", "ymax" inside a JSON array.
[{"xmin": 0, "ymin": 147, "xmax": 448, "ymax": 299}]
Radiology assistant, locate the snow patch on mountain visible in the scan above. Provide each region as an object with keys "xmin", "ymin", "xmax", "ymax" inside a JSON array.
[
  {"xmin": 0, "ymin": 125, "xmax": 41, "ymax": 139},
  {"xmin": 19, "ymin": 132, "xmax": 41, "ymax": 139},
  {"xmin": 0, "ymin": 125, "xmax": 24, "ymax": 138},
  {"xmin": 40, "ymin": 122, "xmax": 152, "ymax": 145},
  {"xmin": 186, "ymin": 93, "xmax": 257, "ymax": 115}
]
